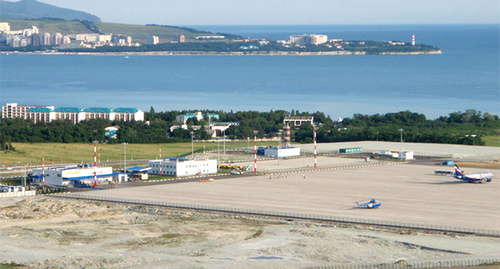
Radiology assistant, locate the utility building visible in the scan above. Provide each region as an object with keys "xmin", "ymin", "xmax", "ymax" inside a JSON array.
[
  {"xmin": 31, "ymin": 165, "xmax": 114, "ymax": 187},
  {"xmin": 148, "ymin": 158, "xmax": 217, "ymax": 177},
  {"xmin": 264, "ymin": 147, "xmax": 301, "ymax": 158}
]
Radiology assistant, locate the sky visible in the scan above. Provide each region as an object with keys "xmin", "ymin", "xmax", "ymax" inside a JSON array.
[{"xmin": 29, "ymin": 0, "xmax": 500, "ymax": 25}]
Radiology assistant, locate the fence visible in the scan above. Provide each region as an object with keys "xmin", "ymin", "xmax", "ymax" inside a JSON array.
[
  {"xmin": 305, "ymin": 257, "xmax": 500, "ymax": 269},
  {"xmin": 0, "ymin": 190, "xmax": 36, "ymax": 198},
  {"xmin": 51, "ymin": 193, "xmax": 500, "ymax": 237},
  {"xmin": 257, "ymin": 160, "xmax": 401, "ymax": 174}
]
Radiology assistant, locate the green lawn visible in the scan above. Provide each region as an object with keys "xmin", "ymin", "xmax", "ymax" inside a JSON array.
[
  {"xmin": 482, "ymin": 136, "xmax": 500, "ymax": 147},
  {"xmin": 1, "ymin": 141, "xmax": 276, "ymax": 167}
]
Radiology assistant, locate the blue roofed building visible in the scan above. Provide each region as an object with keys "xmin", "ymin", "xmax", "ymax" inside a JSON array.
[
  {"xmin": 9, "ymin": 102, "xmax": 145, "ymax": 124},
  {"xmin": 54, "ymin": 107, "xmax": 84, "ymax": 124},
  {"xmin": 84, "ymin": 107, "xmax": 113, "ymax": 120},
  {"xmin": 113, "ymin": 107, "xmax": 144, "ymax": 122},
  {"xmin": 25, "ymin": 106, "xmax": 55, "ymax": 123}
]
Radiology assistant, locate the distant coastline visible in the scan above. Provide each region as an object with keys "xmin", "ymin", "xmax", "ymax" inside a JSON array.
[{"xmin": 0, "ymin": 49, "xmax": 442, "ymax": 56}]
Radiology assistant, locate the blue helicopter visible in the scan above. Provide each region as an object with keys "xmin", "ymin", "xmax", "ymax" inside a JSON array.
[{"xmin": 356, "ymin": 199, "xmax": 381, "ymax": 209}]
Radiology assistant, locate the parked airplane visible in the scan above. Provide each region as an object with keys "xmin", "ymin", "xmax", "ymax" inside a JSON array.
[{"xmin": 454, "ymin": 165, "xmax": 493, "ymax": 183}]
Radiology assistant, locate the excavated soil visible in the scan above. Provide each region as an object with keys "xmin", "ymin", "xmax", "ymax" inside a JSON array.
[{"xmin": 0, "ymin": 196, "xmax": 499, "ymax": 269}]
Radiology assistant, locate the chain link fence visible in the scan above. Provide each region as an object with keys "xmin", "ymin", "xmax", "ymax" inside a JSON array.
[
  {"xmin": 51, "ymin": 193, "xmax": 499, "ymax": 237},
  {"xmin": 305, "ymin": 257, "xmax": 500, "ymax": 269},
  {"xmin": 258, "ymin": 160, "xmax": 392, "ymax": 174}
]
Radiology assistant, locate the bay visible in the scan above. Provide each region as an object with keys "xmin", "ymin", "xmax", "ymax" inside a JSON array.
[{"xmin": 0, "ymin": 24, "xmax": 498, "ymax": 120}]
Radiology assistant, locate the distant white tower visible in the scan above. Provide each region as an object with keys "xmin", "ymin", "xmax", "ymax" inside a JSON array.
[{"xmin": 411, "ymin": 34, "xmax": 415, "ymax": 46}]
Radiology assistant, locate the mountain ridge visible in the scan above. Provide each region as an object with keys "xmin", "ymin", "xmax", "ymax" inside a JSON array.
[{"xmin": 0, "ymin": 0, "xmax": 100, "ymax": 22}]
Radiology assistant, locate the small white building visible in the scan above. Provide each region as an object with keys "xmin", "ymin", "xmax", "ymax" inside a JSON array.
[
  {"xmin": 264, "ymin": 147, "xmax": 301, "ymax": 158},
  {"xmin": 149, "ymin": 157, "xmax": 217, "ymax": 177},
  {"xmin": 399, "ymin": 151, "xmax": 414, "ymax": 160},
  {"xmin": 31, "ymin": 165, "xmax": 114, "ymax": 187}
]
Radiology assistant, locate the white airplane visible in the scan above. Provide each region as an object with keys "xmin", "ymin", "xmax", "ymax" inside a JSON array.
[{"xmin": 454, "ymin": 165, "xmax": 493, "ymax": 183}]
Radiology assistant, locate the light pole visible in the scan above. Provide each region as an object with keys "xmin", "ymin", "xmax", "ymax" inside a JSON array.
[
  {"xmin": 278, "ymin": 129, "xmax": 283, "ymax": 149},
  {"xmin": 223, "ymin": 130, "xmax": 226, "ymax": 162},
  {"xmin": 122, "ymin": 142, "xmax": 128, "ymax": 173},
  {"xmin": 253, "ymin": 130, "xmax": 258, "ymax": 174},
  {"xmin": 399, "ymin": 128, "xmax": 404, "ymax": 160},
  {"xmin": 159, "ymin": 143, "xmax": 162, "ymax": 176},
  {"xmin": 190, "ymin": 131, "xmax": 194, "ymax": 158},
  {"xmin": 278, "ymin": 130, "xmax": 282, "ymax": 165},
  {"xmin": 313, "ymin": 126, "xmax": 318, "ymax": 169}
]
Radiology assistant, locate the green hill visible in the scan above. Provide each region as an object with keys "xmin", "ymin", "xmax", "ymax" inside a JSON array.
[
  {"xmin": 0, "ymin": 18, "xmax": 225, "ymax": 43},
  {"xmin": 3, "ymin": 18, "xmax": 94, "ymax": 34},
  {"xmin": 95, "ymin": 23, "xmax": 216, "ymax": 43},
  {"xmin": 0, "ymin": 0, "xmax": 100, "ymax": 22}
]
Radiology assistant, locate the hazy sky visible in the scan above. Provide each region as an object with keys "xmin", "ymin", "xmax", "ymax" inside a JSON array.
[{"xmin": 32, "ymin": 0, "xmax": 500, "ymax": 25}]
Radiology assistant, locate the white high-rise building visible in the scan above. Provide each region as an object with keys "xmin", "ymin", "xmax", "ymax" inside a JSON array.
[
  {"xmin": 41, "ymin": 33, "xmax": 51, "ymax": 45},
  {"xmin": 51, "ymin": 33, "xmax": 63, "ymax": 45},
  {"xmin": 0, "ymin": 22, "xmax": 10, "ymax": 32},
  {"xmin": 147, "ymin": 35, "xmax": 159, "ymax": 45},
  {"xmin": 2, "ymin": 103, "xmax": 36, "ymax": 119}
]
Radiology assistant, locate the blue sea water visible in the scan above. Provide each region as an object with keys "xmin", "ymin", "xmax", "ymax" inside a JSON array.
[{"xmin": 0, "ymin": 24, "xmax": 498, "ymax": 120}]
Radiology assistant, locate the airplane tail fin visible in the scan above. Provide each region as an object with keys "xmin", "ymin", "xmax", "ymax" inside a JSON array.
[{"xmin": 454, "ymin": 165, "xmax": 466, "ymax": 179}]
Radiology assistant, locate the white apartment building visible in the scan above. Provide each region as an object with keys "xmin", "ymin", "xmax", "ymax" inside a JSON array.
[
  {"xmin": 1, "ymin": 103, "xmax": 52, "ymax": 119},
  {"xmin": 0, "ymin": 22, "xmax": 11, "ymax": 32},
  {"xmin": 147, "ymin": 35, "xmax": 159, "ymax": 45},
  {"xmin": 2, "ymin": 103, "xmax": 144, "ymax": 123},
  {"xmin": 289, "ymin": 34, "xmax": 328, "ymax": 45},
  {"xmin": 51, "ymin": 32, "xmax": 63, "ymax": 45},
  {"xmin": 149, "ymin": 158, "xmax": 218, "ymax": 177}
]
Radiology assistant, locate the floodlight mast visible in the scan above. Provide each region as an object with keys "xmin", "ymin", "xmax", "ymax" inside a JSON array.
[
  {"xmin": 313, "ymin": 126, "xmax": 318, "ymax": 168},
  {"xmin": 253, "ymin": 130, "xmax": 258, "ymax": 174},
  {"xmin": 122, "ymin": 142, "xmax": 128, "ymax": 172}
]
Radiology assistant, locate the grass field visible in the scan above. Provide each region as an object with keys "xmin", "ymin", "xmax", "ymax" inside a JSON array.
[
  {"xmin": 4, "ymin": 19, "xmax": 93, "ymax": 35},
  {"xmin": 1, "ymin": 141, "xmax": 277, "ymax": 167},
  {"xmin": 482, "ymin": 136, "xmax": 500, "ymax": 147}
]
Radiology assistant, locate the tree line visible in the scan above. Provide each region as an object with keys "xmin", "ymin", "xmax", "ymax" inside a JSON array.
[
  {"xmin": 0, "ymin": 109, "xmax": 498, "ymax": 149},
  {"xmin": 55, "ymin": 40, "xmax": 439, "ymax": 54}
]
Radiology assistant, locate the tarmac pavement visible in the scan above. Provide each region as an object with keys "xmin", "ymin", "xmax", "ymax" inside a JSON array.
[{"xmin": 84, "ymin": 162, "xmax": 500, "ymax": 232}]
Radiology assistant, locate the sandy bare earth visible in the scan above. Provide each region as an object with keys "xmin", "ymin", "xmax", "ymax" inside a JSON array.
[{"xmin": 0, "ymin": 195, "xmax": 499, "ymax": 269}]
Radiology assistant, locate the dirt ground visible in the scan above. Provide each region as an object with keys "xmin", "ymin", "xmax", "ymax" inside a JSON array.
[{"xmin": 0, "ymin": 196, "xmax": 499, "ymax": 269}]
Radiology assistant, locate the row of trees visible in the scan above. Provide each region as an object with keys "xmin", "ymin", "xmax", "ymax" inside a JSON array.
[
  {"xmin": 56, "ymin": 40, "xmax": 439, "ymax": 54},
  {"xmin": 0, "ymin": 109, "xmax": 498, "ymax": 147}
]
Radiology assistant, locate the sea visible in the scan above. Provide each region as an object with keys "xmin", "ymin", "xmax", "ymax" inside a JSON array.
[{"xmin": 0, "ymin": 24, "xmax": 498, "ymax": 120}]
